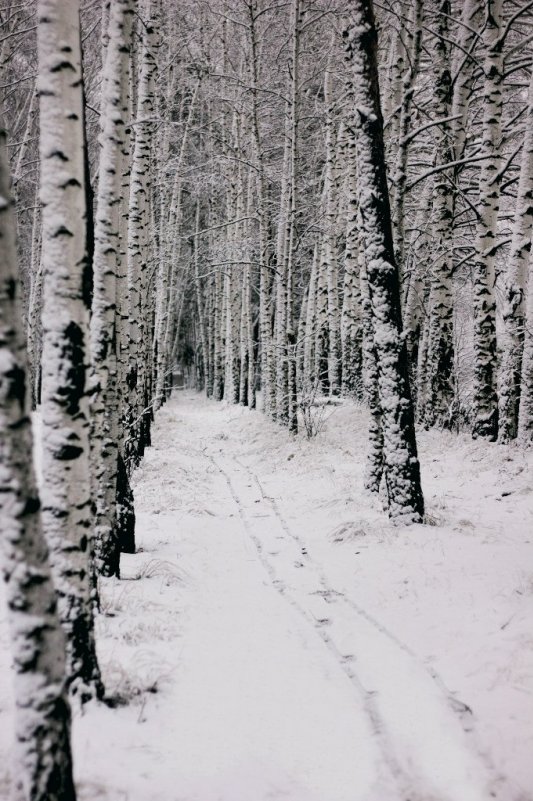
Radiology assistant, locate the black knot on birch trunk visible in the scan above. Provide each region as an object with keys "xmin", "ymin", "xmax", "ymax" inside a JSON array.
[{"xmin": 58, "ymin": 321, "xmax": 86, "ymax": 416}]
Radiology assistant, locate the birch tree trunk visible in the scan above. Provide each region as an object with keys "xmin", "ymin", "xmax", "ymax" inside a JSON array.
[
  {"xmin": 403, "ymin": 180, "xmax": 433, "ymax": 396},
  {"xmin": 0, "ymin": 111, "xmax": 76, "ymax": 801},
  {"xmin": 499, "ymin": 67, "xmax": 533, "ymax": 441},
  {"xmin": 518, "ymin": 247, "xmax": 533, "ymax": 442},
  {"xmin": 303, "ymin": 244, "xmax": 318, "ymax": 390},
  {"xmin": 450, "ymin": 0, "xmax": 482, "ymax": 164},
  {"xmin": 360, "ymin": 247, "xmax": 383, "ymax": 493},
  {"xmin": 341, "ymin": 124, "xmax": 363, "ymax": 398},
  {"xmin": 90, "ymin": 0, "xmax": 134, "ymax": 578},
  {"xmin": 247, "ymin": 0, "xmax": 273, "ymax": 414},
  {"xmin": 324, "ymin": 65, "xmax": 341, "ymax": 396},
  {"xmin": 418, "ymin": 0, "xmax": 455, "ymax": 429},
  {"xmin": 126, "ymin": 1, "xmax": 157, "ymax": 470},
  {"xmin": 38, "ymin": 0, "xmax": 103, "ymax": 698},
  {"xmin": 471, "ymin": 0, "xmax": 503, "ymax": 440},
  {"xmin": 344, "ymin": 0, "xmax": 424, "ymax": 523},
  {"xmin": 391, "ymin": 0, "xmax": 422, "ymax": 276}
]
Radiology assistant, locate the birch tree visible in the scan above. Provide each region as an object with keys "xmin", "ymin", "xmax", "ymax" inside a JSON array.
[
  {"xmin": 38, "ymin": 0, "xmax": 103, "ymax": 698},
  {"xmin": 499, "ymin": 67, "xmax": 533, "ymax": 441},
  {"xmin": 471, "ymin": 0, "xmax": 504, "ymax": 440},
  {"xmin": 340, "ymin": 123, "xmax": 363, "ymax": 398},
  {"xmin": 0, "ymin": 110, "xmax": 76, "ymax": 801},
  {"xmin": 417, "ymin": 0, "xmax": 455, "ymax": 429},
  {"xmin": 91, "ymin": 0, "xmax": 134, "ymax": 579},
  {"xmin": 126, "ymin": 0, "xmax": 157, "ymax": 470},
  {"xmin": 344, "ymin": 0, "xmax": 424, "ymax": 523}
]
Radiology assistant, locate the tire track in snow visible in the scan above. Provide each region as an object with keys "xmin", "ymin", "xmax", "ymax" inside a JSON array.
[
  {"xmin": 238, "ymin": 458, "xmax": 476, "ymax": 715},
  {"xmin": 211, "ymin": 449, "xmax": 497, "ymax": 801},
  {"xmin": 239, "ymin": 461, "xmax": 502, "ymax": 798},
  {"xmin": 209, "ymin": 452, "xmax": 421, "ymax": 801}
]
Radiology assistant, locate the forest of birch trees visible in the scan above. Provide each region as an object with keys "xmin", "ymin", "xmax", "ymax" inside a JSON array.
[{"xmin": 1, "ymin": 0, "xmax": 533, "ymax": 797}]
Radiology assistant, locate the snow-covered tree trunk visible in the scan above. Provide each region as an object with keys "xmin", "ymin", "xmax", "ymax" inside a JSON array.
[
  {"xmin": 274, "ymin": 122, "xmax": 291, "ymax": 423},
  {"xmin": 518, "ymin": 246, "xmax": 533, "ymax": 442},
  {"xmin": 194, "ymin": 204, "xmax": 209, "ymax": 392},
  {"xmin": 344, "ymin": 0, "xmax": 424, "ymax": 523},
  {"xmin": 391, "ymin": 0, "xmax": 422, "ymax": 276},
  {"xmin": 383, "ymin": 17, "xmax": 406, "ymax": 164},
  {"xmin": 247, "ymin": 0, "xmax": 273, "ymax": 415},
  {"xmin": 403, "ymin": 179, "xmax": 433, "ymax": 397},
  {"xmin": 499, "ymin": 67, "xmax": 533, "ymax": 441},
  {"xmin": 127, "ymin": 3, "xmax": 157, "ymax": 469},
  {"xmin": 303, "ymin": 244, "xmax": 318, "ymax": 390},
  {"xmin": 213, "ymin": 262, "xmax": 224, "ymax": 401},
  {"xmin": 418, "ymin": 0, "xmax": 455, "ymax": 429},
  {"xmin": 314, "ymin": 226, "xmax": 329, "ymax": 391},
  {"xmin": 359, "ymin": 248, "xmax": 383, "ymax": 493},
  {"xmin": 340, "ymin": 123, "xmax": 363, "ymax": 398},
  {"xmin": 223, "ymin": 254, "xmax": 240, "ymax": 406},
  {"xmin": 450, "ymin": 0, "xmax": 482, "ymax": 164},
  {"xmin": 0, "ymin": 110, "xmax": 76, "ymax": 801},
  {"xmin": 91, "ymin": 0, "xmax": 134, "ymax": 578},
  {"xmin": 38, "ymin": 0, "xmax": 103, "ymax": 697},
  {"xmin": 285, "ymin": 0, "xmax": 302, "ymax": 433},
  {"xmin": 206, "ymin": 273, "xmax": 215, "ymax": 397},
  {"xmin": 324, "ymin": 65, "xmax": 341, "ymax": 396},
  {"xmin": 471, "ymin": 0, "xmax": 503, "ymax": 440},
  {"xmin": 296, "ymin": 284, "xmax": 308, "ymax": 392}
]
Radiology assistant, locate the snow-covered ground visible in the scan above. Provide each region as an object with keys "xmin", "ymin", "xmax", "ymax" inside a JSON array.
[{"xmin": 0, "ymin": 391, "xmax": 532, "ymax": 800}]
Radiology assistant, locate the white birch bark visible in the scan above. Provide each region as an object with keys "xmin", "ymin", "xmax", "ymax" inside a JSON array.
[
  {"xmin": 247, "ymin": 0, "xmax": 273, "ymax": 414},
  {"xmin": 90, "ymin": 0, "xmax": 134, "ymax": 578},
  {"xmin": 471, "ymin": 0, "xmax": 503, "ymax": 440},
  {"xmin": 518, "ymin": 246, "xmax": 533, "ymax": 442},
  {"xmin": 274, "ymin": 111, "xmax": 291, "ymax": 422},
  {"xmin": 0, "ymin": 110, "xmax": 76, "ymax": 801},
  {"xmin": 303, "ymin": 244, "xmax": 319, "ymax": 390},
  {"xmin": 323, "ymin": 66, "xmax": 341, "ymax": 397},
  {"xmin": 194, "ymin": 203, "xmax": 209, "ymax": 392},
  {"xmin": 38, "ymin": 0, "xmax": 103, "ymax": 698},
  {"xmin": 450, "ymin": 0, "xmax": 482, "ymax": 164},
  {"xmin": 126, "ymin": 1, "xmax": 157, "ymax": 469},
  {"xmin": 418, "ymin": 0, "xmax": 455, "ymax": 429},
  {"xmin": 340, "ymin": 123, "xmax": 363, "ymax": 398},
  {"xmin": 391, "ymin": 0, "xmax": 422, "ymax": 275},
  {"xmin": 499, "ymin": 67, "xmax": 533, "ymax": 441},
  {"xmin": 344, "ymin": 0, "xmax": 424, "ymax": 523},
  {"xmin": 359, "ymin": 247, "xmax": 383, "ymax": 493}
]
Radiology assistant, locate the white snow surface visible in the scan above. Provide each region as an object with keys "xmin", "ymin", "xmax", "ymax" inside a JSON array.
[{"xmin": 0, "ymin": 391, "xmax": 532, "ymax": 800}]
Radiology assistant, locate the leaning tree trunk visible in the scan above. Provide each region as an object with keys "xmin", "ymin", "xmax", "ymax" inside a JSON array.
[
  {"xmin": 38, "ymin": 0, "xmax": 103, "ymax": 699},
  {"xmin": 0, "ymin": 109, "xmax": 76, "ymax": 801},
  {"xmin": 344, "ymin": 0, "xmax": 424, "ymax": 523}
]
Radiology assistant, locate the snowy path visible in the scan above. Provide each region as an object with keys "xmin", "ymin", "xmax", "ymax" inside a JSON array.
[
  {"xmin": 3, "ymin": 391, "xmax": 531, "ymax": 800},
  {"xmin": 85, "ymin": 392, "xmax": 497, "ymax": 801}
]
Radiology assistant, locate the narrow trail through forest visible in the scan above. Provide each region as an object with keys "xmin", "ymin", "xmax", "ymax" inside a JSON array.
[
  {"xmin": 5, "ymin": 389, "xmax": 526, "ymax": 801},
  {"xmin": 78, "ymin": 391, "xmax": 502, "ymax": 801}
]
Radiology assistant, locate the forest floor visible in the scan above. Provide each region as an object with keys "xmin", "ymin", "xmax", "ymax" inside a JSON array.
[{"xmin": 1, "ymin": 391, "xmax": 532, "ymax": 801}]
